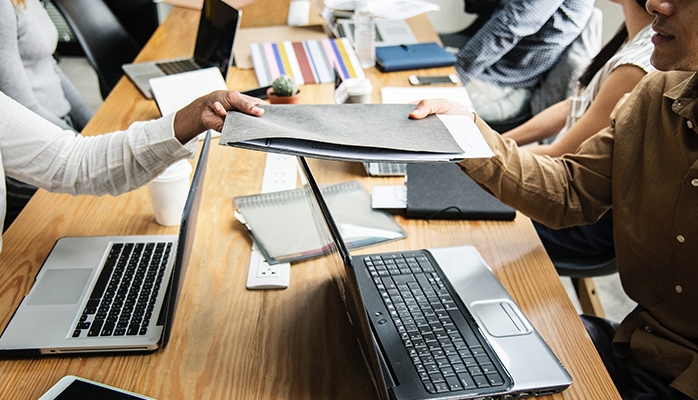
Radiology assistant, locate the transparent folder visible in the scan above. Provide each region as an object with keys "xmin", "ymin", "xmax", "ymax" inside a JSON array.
[{"xmin": 233, "ymin": 180, "xmax": 407, "ymax": 264}]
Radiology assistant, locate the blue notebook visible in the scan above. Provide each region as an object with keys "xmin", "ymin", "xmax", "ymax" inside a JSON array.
[{"xmin": 375, "ymin": 42, "xmax": 456, "ymax": 72}]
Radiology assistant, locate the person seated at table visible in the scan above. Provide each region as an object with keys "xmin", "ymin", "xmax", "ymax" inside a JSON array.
[
  {"xmin": 499, "ymin": 0, "xmax": 654, "ymax": 262},
  {"xmin": 408, "ymin": 0, "xmax": 698, "ymax": 397},
  {"xmin": 442, "ymin": 0, "xmax": 596, "ymax": 124},
  {"xmin": 1, "ymin": 0, "xmax": 96, "ymax": 230},
  {"xmin": 0, "ymin": 89, "xmax": 264, "ymax": 246}
]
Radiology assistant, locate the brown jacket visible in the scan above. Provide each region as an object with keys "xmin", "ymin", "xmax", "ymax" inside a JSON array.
[{"xmin": 459, "ymin": 70, "xmax": 698, "ymax": 399}]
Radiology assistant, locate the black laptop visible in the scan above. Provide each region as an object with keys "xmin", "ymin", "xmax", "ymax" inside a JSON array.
[
  {"xmin": 297, "ymin": 156, "xmax": 572, "ymax": 399},
  {"xmin": 122, "ymin": 0, "xmax": 241, "ymax": 99}
]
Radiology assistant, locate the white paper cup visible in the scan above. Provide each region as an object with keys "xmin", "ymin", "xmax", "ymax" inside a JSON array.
[
  {"xmin": 147, "ymin": 160, "xmax": 193, "ymax": 226},
  {"xmin": 344, "ymin": 78, "xmax": 373, "ymax": 104}
]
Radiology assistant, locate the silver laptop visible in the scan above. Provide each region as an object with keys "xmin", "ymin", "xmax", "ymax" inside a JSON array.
[
  {"xmin": 0, "ymin": 131, "xmax": 212, "ymax": 356},
  {"xmin": 336, "ymin": 18, "xmax": 418, "ymax": 47},
  {"xmin": 122, "ymin": 0, "xmax": 241, "ymax": 99},
  {"xmin": 311, "ymin": 0, "xmax": 417, "ymax": 47},
  {"xmin": 297, "ymin": 156, "xmax": 572, "ymax": 399}
]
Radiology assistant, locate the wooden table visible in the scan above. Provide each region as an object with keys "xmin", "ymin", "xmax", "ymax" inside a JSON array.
[{"xmin": 0, "ymin": 6, "xmax": 620, "ymax": 400}]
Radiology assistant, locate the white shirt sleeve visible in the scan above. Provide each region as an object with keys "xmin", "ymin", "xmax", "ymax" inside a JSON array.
[{"xmin": 0, "ymin": 91, "xmax": 198, "ymax": 197}]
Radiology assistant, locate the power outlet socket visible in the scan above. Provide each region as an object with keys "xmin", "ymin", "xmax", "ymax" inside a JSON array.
[
  {"xmin": 246, "ymin": 154, "xmax": 296, "ymax": 290},
  {"xmin": 257, "ymin": 264, "xmax": 280, "ymax": 278},
  {"xmin": 260, "ymin": 154, "xmax": 297, "ymax": 193},
  {"xmin": 246, "ymin": 246, "xmax": 290, "ymax": 289}
]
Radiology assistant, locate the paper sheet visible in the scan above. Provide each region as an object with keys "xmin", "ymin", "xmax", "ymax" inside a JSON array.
[{"xmin": 381, "ymin": 86, "xmax": 474, "ymax": 110}]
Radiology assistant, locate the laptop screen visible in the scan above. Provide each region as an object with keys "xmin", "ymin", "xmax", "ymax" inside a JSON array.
[
  {"xmin": 193, "ymin": 0, "xmax": 242, "ymax": 77},
  {"xmin": 160, "ymin": 131, "xmax": 212, "ymax": 347},
  {"xmin": 297, "ymin": 157, "xmax": 392, "ymax": 399}
]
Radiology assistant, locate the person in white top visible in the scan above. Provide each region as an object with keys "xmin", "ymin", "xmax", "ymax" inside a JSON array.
[
  {"xmin": 0, "ymin": 89, "xmax": 264, "ymax": 254},
  {"xmin": 502, "ymin": 0, "xmax": 655, "ymax": 158}
]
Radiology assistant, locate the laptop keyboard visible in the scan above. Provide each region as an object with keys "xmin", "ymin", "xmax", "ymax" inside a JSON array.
[
  {"xmin": 72, "ymin": 242, "xmax": 172, "ymax": 338},
  {"xmin": 364, "ymin": 252, "xmax": 506, "ymax": 394},
  {"xmin": 156, "ymin": 59, "xmax": 200, "ymax": 75}
]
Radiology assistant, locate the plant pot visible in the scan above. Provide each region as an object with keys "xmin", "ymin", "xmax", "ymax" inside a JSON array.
[{"xmin": 267, "ymin": 87, "xmax": 301, "ymax": 104}]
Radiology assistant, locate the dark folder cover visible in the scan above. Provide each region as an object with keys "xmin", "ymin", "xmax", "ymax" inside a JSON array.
[
  {"xmin": 375, "ymin": 42, "xmax": 456, "ymax": 72},
  {"xmin": 405, "ymin": 163, "xmax": 516, "ymax": 220}
]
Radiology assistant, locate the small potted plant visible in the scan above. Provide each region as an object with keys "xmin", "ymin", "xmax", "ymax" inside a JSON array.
[{"xmin": 267, "ymin": 75, "xmax": 301, "ymax": 104}]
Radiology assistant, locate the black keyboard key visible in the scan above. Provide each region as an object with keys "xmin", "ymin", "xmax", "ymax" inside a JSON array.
[
  {"xmin": 86, "ymin": 298, "xmax": 100, "ymax": 308},
  {"xmin": 100, "ymin": 322, "xmax": 115, "ymax": 336},
  {"xmin": 487, "ymin": 372, "xmax": 505, "ymax": 386},
  {"xmin": 457, "ymin": 372, "xmax": 476, "ymax": 389},
  {"xmin": 87, "ymin": 319, "xmax": 104, "ymax": 337},
  {"xmin": 429, "ymin": 372, "xmax": 445, "ymax": 383},
  {"xmin": 480, "ymin": 364, "xmax": 497, "ymax": 374},
  {"xmin": 446, "ymin": 375, "xmax": 463, "ymax": 391},
  {"xmin": 433, "ymin": 382, "xmax": 450, "ymax": 393},
  {"xmin": 127, "ymin": 324, "xmax": 140, "ymax": 336},
  {"xmin": 392, "ymin": 274, "xmax": 416, "ymax": 285},
  {"xmin": 473, "ymin": 374, "xmax": 490, "ymax": 388}
]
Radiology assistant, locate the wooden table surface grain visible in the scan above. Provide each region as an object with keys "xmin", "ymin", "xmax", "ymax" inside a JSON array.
[{"xmin": 0, "ymin": 6, "xmax": 620, "ymax": 400}]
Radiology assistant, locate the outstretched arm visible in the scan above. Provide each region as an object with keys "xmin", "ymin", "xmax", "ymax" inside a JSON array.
[
  {"xmin": 0, "ymin": 90, "xmax": 265, "ymax": 197},
  {"xmin": 409, "ymin": 98, "xmax": 613, "ymax": 229},
  {"xmin": 501, "ymin": 99, "xmax": 569, "ymax": 145}
]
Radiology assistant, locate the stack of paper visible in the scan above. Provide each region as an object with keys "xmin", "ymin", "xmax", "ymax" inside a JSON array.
[{"xmin": 250, "ymin": 38, "xmax": 366, "ymax": 86}]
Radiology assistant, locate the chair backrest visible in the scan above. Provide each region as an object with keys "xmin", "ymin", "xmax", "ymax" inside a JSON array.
[
  {"xmin": 103, "ymin": 0, "xmax": 159, "ymax": 48},
  {"xmin": 51, "ymin": 0, "xmax": 141, "ymax": 99},
  {"xmin": 529, "ymin": 7, "xmax": 603, "ymax": 116}
]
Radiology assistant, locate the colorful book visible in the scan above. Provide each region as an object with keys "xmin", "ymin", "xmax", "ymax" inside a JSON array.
[{"xmin": 250, "ymin": 38, "xmax": 366, "ymax": 86}]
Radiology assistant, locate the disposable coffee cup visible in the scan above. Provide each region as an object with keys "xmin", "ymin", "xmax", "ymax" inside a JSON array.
[
  {"xmin": 147, "ymin": 160, "xmax": 193, "ymax": 226},
  {"xmin": 344, "ymin": 78, "xmax": 373, "ymax": 104}
]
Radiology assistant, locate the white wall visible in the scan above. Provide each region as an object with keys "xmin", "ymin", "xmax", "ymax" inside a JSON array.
[
  {"xmin": 593, "ymin": 0, "xmax": 624, "ymax": 44},
  {"xmin": 425, "ymin": 0, "xmax": 625, "ymax": 46}
]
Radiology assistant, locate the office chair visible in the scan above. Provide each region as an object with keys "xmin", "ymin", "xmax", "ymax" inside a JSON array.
[
  {"xmin": 51, "ymin": 0, "xmax": 141, "ymax": 99},
  {"xmin": 552, "ymin": 255, "xmax": 617, "ymax": 318},
  {"xmin": 103, "ymin": 0, "xmax": 159, "ymax": 48}
]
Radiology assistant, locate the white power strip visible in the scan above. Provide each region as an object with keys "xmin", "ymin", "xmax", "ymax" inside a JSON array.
[{"xmin": 245, "ymin": 154, "xmax": 297, "ymax": 290}]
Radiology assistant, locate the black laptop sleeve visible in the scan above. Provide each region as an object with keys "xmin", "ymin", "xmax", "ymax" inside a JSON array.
[{"xmin": 404, "ymin": 163, "xmax": 516, "ymax": 220}]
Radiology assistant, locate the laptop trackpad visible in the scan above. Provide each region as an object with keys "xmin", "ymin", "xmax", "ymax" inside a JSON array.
[
  {"xmin": 471, "ymin": 301, "xmax": 531, "ymax": 337},
  {"xmin": 26, "ymin": 269, "xmax": 92, "ymax": 305}
]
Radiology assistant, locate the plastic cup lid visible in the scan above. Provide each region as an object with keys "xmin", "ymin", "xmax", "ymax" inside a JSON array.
[
  {"xmin": 153, "ymin": 159, "xmax": 193, "ymax": 182},
  {"xmin": 344, "ymin": 78, "xmax": 373, "ymax": 95}
]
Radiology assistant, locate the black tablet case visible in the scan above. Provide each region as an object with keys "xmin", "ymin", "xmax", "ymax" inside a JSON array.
[{"xmin": 405, "ymin": 163, "xmax": 516, "ymax": 220}]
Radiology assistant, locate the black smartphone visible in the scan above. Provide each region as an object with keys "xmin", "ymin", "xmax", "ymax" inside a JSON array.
[
  {"xmin": 241, "ymin": 85, "xmax": 272, "ymax": 99},
  {"xmin": 408, "ymin": 74, "xmax": 459, "ymax": 85},
  {"xmin": 39, "ymin": 376, "xmax": 154, "ymax": 400}
]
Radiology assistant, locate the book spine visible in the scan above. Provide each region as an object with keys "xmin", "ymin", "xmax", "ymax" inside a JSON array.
[{"xmin": 250, "ymin": 43, "xmax": 271, "ymax": 86}]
